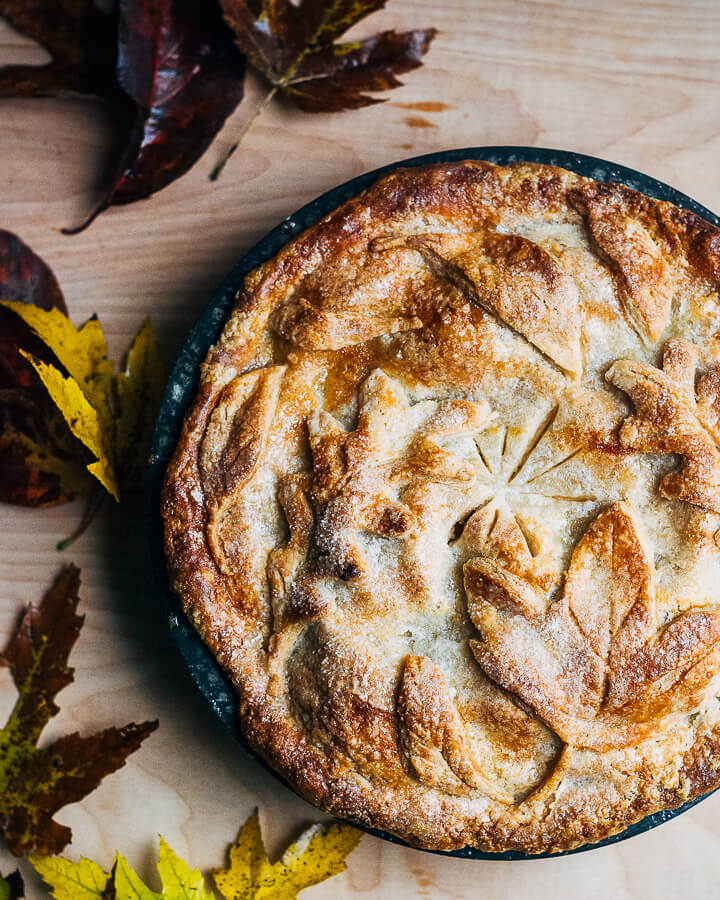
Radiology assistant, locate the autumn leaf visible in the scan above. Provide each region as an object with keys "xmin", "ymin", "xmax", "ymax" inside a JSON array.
[
  {"xmin": 33, "ymin": 840, "xmax": 214, "ymax": 900},
  {"xmin": 221, "ymin": 0, "xmax": 435, "ymax": 109},
  {"xmin": 0, "ymin": 0, "xmax": 118, "ymax": 100},
  {"xmin": 68, "ymin": 0, "xmax": 247, "ymax": 232},
  {"xmin": 29, "ymin": 856, "xmax": 107, "ymax": 900},
  {"xmin": 115, "ymin": 318, "xmax": 166, "ymax": 489},
  {"xmin": 113, "ymin": 838, "xmax": 215, "ymax": 900},
  {"xmin": 2, "ymin": 300, "xmax": 116, "ymax": 500},
  {"xmin": 31, "ymin": 814, "xmax": 361, "ymax": 899},
  {"xmin": 0, "ymin": 233, "xmax": 166, "ymax": 544},
  {"xmin": 214, "ymin": 810, "xmax": 362, "ymax": 899},
  {"xmin": 1, "ymin": 295, "xmax": 165, "ymax": 525},
  {"xmin": 213, "ymin": 0, "xmax": 436, "ymax": 177},
  {"xmin": 0, "ymin": 231, "xmax": 95, "ymax": 508},
  {"xmin": 2, "ymin": 2, "xmax": 434, "ymax": 222},
  {"xmin": 0, "ymin": 565, "xmax": 158, "ymax": 856}
]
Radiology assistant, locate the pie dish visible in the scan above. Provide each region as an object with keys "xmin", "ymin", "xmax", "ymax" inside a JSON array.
[{"xmin": 161, "ymin": 157, "xmax": 720, "ymax": 854}]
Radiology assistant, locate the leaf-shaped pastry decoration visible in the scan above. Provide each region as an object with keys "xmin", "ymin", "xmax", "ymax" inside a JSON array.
[
  {"xmin": 200, "ymin": 366, "xmax": 285, "ymax": 570},
  {"xmin": 397, "ymin": 655, "xmax": 512, "ymax": 802},
  {"xmin": 285, "ymin": 622, "xmax": 406, "ymax": 782},
  {"xmin": 455, "ymin": 500, "xmax": 559, "ymax": 591},
  {"xmin": 570, "ymin": 187, "xmax": 675, "ymax": 343},
  {"xmin": 373, "ymin": 232, "xmax": 583, "ymax": 376},
  {"xmin": 465, "ymin": 501, "xmax": 720, "ymax": 751},
  {"xmin": 607, "ymin": 339, "xmax": 720, "ymax": 512},
  {"xmin": 200, "ymin": 366, "xmax": 285, "ymax": 503},
  {"xmin": 272, "ymin": 369, "xmax": 492, "ymax": 588},
  {"xmin": 272, "ymin": 298, "xmax": 423, "ymax": 350}
]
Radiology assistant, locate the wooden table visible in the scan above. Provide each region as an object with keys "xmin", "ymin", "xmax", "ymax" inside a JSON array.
[{"xmin": 2, "ymin": 1, "xmax": 719, "ymax": 896}]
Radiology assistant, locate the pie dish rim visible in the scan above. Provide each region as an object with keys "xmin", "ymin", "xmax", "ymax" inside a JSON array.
[{"xmin": 147, "ymin": 145, "xmax": 720, "ymax": 860}]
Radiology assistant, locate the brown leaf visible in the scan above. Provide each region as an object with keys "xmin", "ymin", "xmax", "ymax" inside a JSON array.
[
  {"xmin": 0, "ymin": 0, "xmax": 118, "ymax": 99},
  {"xmin": 221, "ymin": 0, "xmax": 436, "ymax": 112},
  {"xmin": 0, "ymin": 565, "xmax": 158, "ymax": 856},
  {"xmin": 0, "ymin": 231, "xmax": 92, "ymax": 507},
  {"xmin": 70, "ymin": 0, "xmax": 246, "ymax": 231},
  {"xmin": 287, "ymin": 29, "xmax": 438, "ymax": 112}
]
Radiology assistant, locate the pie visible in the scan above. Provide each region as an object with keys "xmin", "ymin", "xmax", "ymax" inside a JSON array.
[{"xmin": 162, "ymin": 160, "xmax": 720, "ymax": 853}]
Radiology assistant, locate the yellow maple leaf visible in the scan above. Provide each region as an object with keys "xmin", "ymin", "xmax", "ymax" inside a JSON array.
[
  {"xmin": 1, "ymin": 302, "xmax": 113, "ymax": 430},
  {"xmin": 215, "ymin": 811, "xmax": 362, "ymax": 900},
  {"xmin": 29, "ymin": 855, "xmax": 108, "ymax": 900},
  {"xmin": 32, "ymin": 817, "xmax": 361, "ymax": 900},
  {"xmin": 20, "ymin": 352, "xmax": 119, "ymax": 500},
  {"xmin": 2, "ymin": 302, "xmax": 165, "ymax": 515},
  {"xmin": 34, "ymin": 838, "xmax": 213, "ymax": 900}
]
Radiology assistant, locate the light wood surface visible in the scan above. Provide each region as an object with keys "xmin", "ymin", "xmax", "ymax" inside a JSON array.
[{"xmin": 2, "ymin": 1, "xmax": 720, "ymax": 896}]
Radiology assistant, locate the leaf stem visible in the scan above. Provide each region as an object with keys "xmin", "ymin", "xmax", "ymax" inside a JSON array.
[
  {"xmin": 56, "ymin": 489, "xmax": 107, "ymax": 551},
  {"xmin": 210, "ymin": 85, "xmax": 279, "ymax": 181}
]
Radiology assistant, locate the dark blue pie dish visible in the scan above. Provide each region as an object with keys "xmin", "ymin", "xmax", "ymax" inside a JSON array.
[{"xmin": 147, "ymin": 147, "xmax": 720, "ymax": 859}]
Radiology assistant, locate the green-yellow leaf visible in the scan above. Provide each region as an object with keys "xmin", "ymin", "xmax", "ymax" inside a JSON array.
[
  {"xmin": 215, "ymin": 813, "xmax": 362, "ymax": 900},
  {"xmin": 31, "ymin": 854, "xmax": 109, "ymax": 900},
  {"xmin": 113, "ymin": 853, "xmax": 160, "ymax": 900},
  {"xmin": 112, "ymin": 840, "xmax": 214, "ymax": 900},
  {"xmin": 0, "ymin": 875, "xmax": 8, "ymax": 900},
  {"xmin": 0, "ymin": 301, "xmax": 113, "ymax": 430},
  {"xmin": 21, "ymin": 353, "xmax": 118, "ymax": 500},
  {"xmin": 156, "ymin": 838, "xmax": 214, "ymax": 900},
  {"xmin": 115, "ymin": 318, "xmax": 165, "ymax": 486},
  {"xmin": 30, "ymin": 818, "xmax": 359, "ymax": 900}
]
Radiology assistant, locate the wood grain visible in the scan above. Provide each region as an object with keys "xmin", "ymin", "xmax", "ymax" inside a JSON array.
[{"xmin": 1, "ymin": 1, "xmax": 720, "ymax": 896}]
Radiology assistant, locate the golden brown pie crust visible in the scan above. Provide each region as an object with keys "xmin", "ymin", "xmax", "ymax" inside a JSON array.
[{"xmin": 162, "ymin": 161, "xmax": 720, "ymax": 853}]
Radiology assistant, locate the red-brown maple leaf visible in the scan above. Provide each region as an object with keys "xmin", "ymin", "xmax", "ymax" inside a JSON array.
[{"xmin": 0, "ymin": 565, "xmax": 157, "ymax": 856}]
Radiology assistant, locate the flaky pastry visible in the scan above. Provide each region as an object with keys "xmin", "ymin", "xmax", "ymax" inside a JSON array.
[{"xmin": 163, "ymin": 161, "xmax": 720, "ymax": 853}]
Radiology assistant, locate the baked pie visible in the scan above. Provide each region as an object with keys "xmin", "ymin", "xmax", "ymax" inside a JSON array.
[{"xmin": 162, "ymin": 161, "xmax": 720, "ymax": 853}]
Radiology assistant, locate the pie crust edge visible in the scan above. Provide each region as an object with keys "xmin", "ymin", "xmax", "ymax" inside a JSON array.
[{"xmin": 161, "ymin": 160, "xmax": 720, "ymax": 854}]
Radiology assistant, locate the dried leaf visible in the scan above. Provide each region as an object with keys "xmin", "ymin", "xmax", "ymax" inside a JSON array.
[
  {"xmin": 3, "ymin": 291, "xmax": 117, "ymax": 492},
  {"xmin": 154, "ymin": 838, "xmax": 214, "ymax": 900},
  {"xmin": 0, "ymin": 0, "xmax": 118, "ymax": 99},
  {"xmin": 0, "ymin": 230, "xmax": 66, "ymax": 314},
  {"xmin": 116, "ymin": 319, "xmax": 166, "ymax": 488},
  {"xmin": 112, "ymin": 855, "xmax": 159, "ymax": 900},
  {"xmin": 1, "ymin": 299, "xmax": 166, "ymax": 512},
  {"xmin": 220, "ymin": 0, "xmax": 436, "ymax": 112},
  {"xmin": 215, "ymin": 810, "xmax": 362, "ymax": 899},
  {"xmin": 32, "ymin": 816, "xmax": 360, "ymax": 899},
  {"xmin": 213, "ymin": 812, "xmax": 272, "ymax": 899},
  {"xmin": 20, "ymin": 352, "xmax": 118, "ymax": 499},
  {"xmin": 285, "ymin": 29, "xmax": 437, "ymax": 113},
  {"xmin": 29, "ymin": 856, "xmax": 107, "ymax": 900},
  {"xmin": 0, "ymin": 303, "xmax": 113, "ymax": 425},
  {"xmin": 0, "ymin": 231, "xmax": 92, "ymax": 507},
  {"xmin": 0, "ymin": 565, "xmax": 158, "ymax": 856},
  {"xmin": 71, "ymin": 0, "xmax": 246, "ymax": 231}
]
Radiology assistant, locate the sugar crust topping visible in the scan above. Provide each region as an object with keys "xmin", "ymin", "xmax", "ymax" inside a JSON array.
[{"xmin": 162, "ymin": 161, "xmax": 720, "ymax": 853}]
